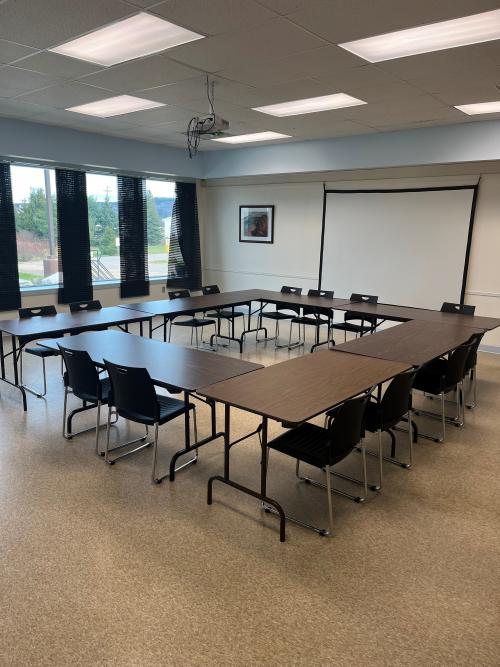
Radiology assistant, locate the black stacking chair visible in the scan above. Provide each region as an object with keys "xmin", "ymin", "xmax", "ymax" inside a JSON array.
[
  {"xmin": 18, "ymin": 305, "xmax": 62, "ymax": 397},
  {"xmin": 104, "ymin": 360, "xmax": 197, "ymax": 481},
  {"xmin": 264, "ymin": 394, "xmax": 369, "ymax": 536},
  {"xmin": 69, "ymin": 299, "xmax": 102, "ymax": 313},
  {"xmin": 289, "ymin": 289, "xmax": 334, "ymax": 351},
  {"xmin": 441, "ymin": 302, "xmax": 476, "ymax": 316},
  {"xmin": 202, "ymin": 284, "xmax": 245, "ymax": 341},
  {"xmin": 363, "ymin": 369, "xmax": 417, "ymax": 484},
  {"xmin": 412, "ymin": 341, "xmax": 474, "ymax": 442},
  {"xmin": 168, "ymin": 289, "xmax": 216, "ymax": 348},
  {"xmin": 463, "ymin": 332, "xmax": 484, "ymax": 409},
  {"xmin": 68, "ymin": 299, "xmax": 107, "ymax": 335},
  {"xmin": 59, "ymin": 344, "xmax": 112, "ymax": 455},
  {"xmin": 258, "ymin": 285, "xmax": 302, "ymax": 349},
  {"xmin": 330, "ymin": 293, "xmax": 379, "ymax": 342}
]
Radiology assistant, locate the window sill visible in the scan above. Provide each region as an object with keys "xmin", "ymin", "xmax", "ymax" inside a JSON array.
[{"xmin": 20, "ymin": 277, "xmax": 168, "ymax": 297}]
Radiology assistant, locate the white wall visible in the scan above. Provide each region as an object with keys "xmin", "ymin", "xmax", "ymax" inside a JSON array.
[{"xmin": 200, "ymin": 172, "xmax": 500, "ymax": 350}]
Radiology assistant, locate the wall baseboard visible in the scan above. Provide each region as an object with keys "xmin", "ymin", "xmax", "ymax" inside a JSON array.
[
  {"xmin": 465, "ymin": 290, "xmax": 500, "ymax": 298},
  {"xmin": 479, "ymin": 344, "xmax": 500, "ymax": 354}
]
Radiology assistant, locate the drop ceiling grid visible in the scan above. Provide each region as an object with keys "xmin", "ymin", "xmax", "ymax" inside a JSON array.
[{"xmin": 0, "ymin": 1, "xmax": 499, "ymax": 147}]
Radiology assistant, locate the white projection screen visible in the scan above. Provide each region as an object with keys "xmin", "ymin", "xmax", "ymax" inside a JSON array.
[{"xmin": 320, "ymin": 187, "xmax": 477, "ymax": 309}]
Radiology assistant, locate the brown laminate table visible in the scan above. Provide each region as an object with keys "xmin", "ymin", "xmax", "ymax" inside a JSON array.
[
  {"xmin": 120, "ymin": 290, "xmax": 352, "ymax": 352},
  {"xmin": 335, "ymin": 319, "xmax": 485, "ymax": 367},
  {"xmin": 343, "ymin": 300, "xmax": 500, "ymax": 331},
  {"xmin": 40, "ymin": 330, "xmax": 263, "ymax": 482},
  {"xmin": 0, "ymin": 307, "xmax": 152, "ymax": 411},
  {"xmin": 197, "ymin": 349, "xmax": 410, "ymax": 541}
]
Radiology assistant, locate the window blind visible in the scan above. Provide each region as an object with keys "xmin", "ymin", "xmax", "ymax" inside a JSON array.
[
  {"xmin": 0, "ymin": 163, "xmax": 21, "ymax": 311},
  {"xmin": 56, "ymin": 168, "xmax": 93, "ymax": 304},
  {"xmin": 167, "ymin": 182, "xmax": 201, "ymax": 290},
  {"xmin": 118, "ymin": 175, "xmax": 149, "ymax": 298}
]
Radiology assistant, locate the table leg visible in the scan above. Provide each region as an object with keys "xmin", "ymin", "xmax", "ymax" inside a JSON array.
[
  {"xmin": 207, "ymin": 409, "xmax": 286, "ymax": 542},
  {"xmin": 10, "ymin": 336, "xmax": 27, "ymax": 411}
]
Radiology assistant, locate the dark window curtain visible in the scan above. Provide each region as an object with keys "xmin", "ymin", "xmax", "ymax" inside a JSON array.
[
  {"xmin": 167, "ymin": 181, "xmax": 201, "ymax": 290},
  {"xmin": 56, "ymin": 168, "xmax": 93, "ymax": 304},
  {"xmin": 0, "ymin": 163, "xmax": 21, "ymax": 311},
  {"xmin": 118, "ymin": 175, "xmax": 149, "ymax": 298}
]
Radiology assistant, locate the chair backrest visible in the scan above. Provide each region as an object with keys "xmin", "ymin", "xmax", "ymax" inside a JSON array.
[
  {"xmin": 275, "ymin": 285, "xmax": 302, "ymax": 315},
  {"xmin": 327, "ymin": 394, "xmax": 369, "ymax": 462},
  {"xmin": 169, "ymin": 290, "xmax": 190, "ymax": 300},
  {"xmin": 104, "ymin": 359, "xmax": 159, "ymax": 423},
  {"xmin": 442, "ymin": 342, "xmax": 475, "ymax": 390},
  {"xmin": 69, "ymin": 300, "xmax": 102, "ymax": 313},
  {"xmin": 202, "ymin": 285, "xmax": 221, "ymax": 295},
  {"xmin": 304, "ymin": 289, "xmax": 334, "ymax": 316},
  {"xmin": 464, "ymin": 332, "xmax": 484, "ymax": 373},
  {"xmin": 350, "ymin": 293, "xmax": 378, "ymax": 304},
  {"xmin": 18, "ymin": 305, "xmax": 57, "ymax": 319},
  {"xmin": 441, "ymin": 302, "xmax": 475, "ymax": 316},
  {"xmin": 379, "ymin": 369, "xmax": 417, "ymax": 428},
  {"xmin": 346, "ymin": 293, "xmax": 379, "ymax": 326},
  {"xmin": 58, "ymin": 345, "xmax": 101, "ymax": 400}
]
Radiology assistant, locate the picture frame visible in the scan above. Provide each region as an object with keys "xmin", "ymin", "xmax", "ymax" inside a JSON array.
[{"xmin": 239, "ymin": 205, "xmax": 274, "ymax": 244}]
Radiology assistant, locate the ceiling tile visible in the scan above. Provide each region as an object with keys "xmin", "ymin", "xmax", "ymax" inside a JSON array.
[
  {"xmin": 123, "ymin": 0, "xmax": 162, "ymax": 7},
  {"xmin": 234, "ymin": 78, "xmax": 334, "ymax": 107},
  {"xmin": 151, "ymin": 0, "xmax": 276, "ymax": 35},
  {"xmin": 139, "ymin": 75, "xmax": 256, "ymax": 106},
  {"xmin": 286, "ymin": 0, "xmax": 500, "ymax": 44},
  {"xmin": 16, "ymin": 82, "xmax": 113, "ymax": 108},
  {"xmin": 0, "ymin": 65, "xmax": 61, "ymax": 97},
  {"xmin": 166, "ymin": 17, "xmax": 328, "ymax": 72},
  {"xmin": 219, "ymin": 45, "xmax": 363, "ymax": 87},
  {"xmin": 0, "ymin": 97, "xmax": 54, "ymax": 119},
  {"xmin": 254, "ymin": 0, "xmax": 312, "ymax": 14},
  {"xmin": 0, "ymin": 0, "xmax": 134, "ymax": 49},
  {"xmin": 12, "ymin": 52, "xmax": 104, "ymax": 79},
  {"xmin": 77, "ymin": 55, "xmax": 200, "ymax": 93},
  {"xmin": 0, "ymin": 40, "xmax": 38, "ymax": 65},
  {"xmin": 28, "ymin": 108, "xmax": 140, "ymax": 129},
  {"xmin": 417, "ymin": 79, "xmax": 500, "ymax": 106}
]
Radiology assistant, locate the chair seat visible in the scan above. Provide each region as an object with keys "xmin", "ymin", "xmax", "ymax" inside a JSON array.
[
  {"xmin": 291, "ymin": 315, "xmax": 329, "ymax": 326},
  {"xmin": 173, "ymin": 317, "xmax": 216, "ymax": 328},
  {"xmin": 25, "ymin": 345, "xmax": 60, "ymax": 358},
  {"xmin": 115, "ymin": 394, "xmax": 190, "ymax": 426},
  {"xmin": 413, "ymin": 358, "xmax": 451, "ymax": 395},
  {"xmin": 205, "ymin": 309, "xmax": 245, "ymax": 319},
  {"xmin": 72, "ymin": 377, "xmax": 112, "ymax": 405},
  {"xmin": 330, "ymin": 322, "xmax": 373, "ymax": 334},
  {"xmin": 268, "ymin": 422, "xmax": 351, "ymax": 469},
  {"xmin": 262, "ymin": 311, "xmax": 297, "ymax": 321}
]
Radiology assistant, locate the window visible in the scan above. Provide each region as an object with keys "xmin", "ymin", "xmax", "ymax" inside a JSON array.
[
  {"xmin": 146, "ymin": 179, "xmax": 175, "ymax": 278},
  {"xmin": 11, "ymin": 165, "xmax": 59, "ymax": 288},
  {"xmin": 86, "ymin": 173, "xmax": 120, "ymax": 283}
]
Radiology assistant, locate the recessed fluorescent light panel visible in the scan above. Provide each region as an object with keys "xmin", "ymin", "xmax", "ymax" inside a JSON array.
[
  {"xmin": 67, "ymin": 95, "xmax": 165, "ymax": 117},
  {"xmin": 49, "ymin": 12, "xmax": 204, "ymax": 66},
  {"xmin": 212, "ymin": 132, "xmax": 291, "ymax": 144},
  {"xmin": 339, "ymin": 9, "xmax": 500, "ymax": 62},
  {"xmin": 253, "ymin": 93, "xmax": 366, "ymax": 117},
  {"xmin": 455, "ymin": 100, "xmax": 500, "ymax": 115}
]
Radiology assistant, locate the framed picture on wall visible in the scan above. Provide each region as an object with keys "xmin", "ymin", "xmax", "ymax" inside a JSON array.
[{"xmin": 239, "ymin": 205, "xmax": 274, "ymax": 243}]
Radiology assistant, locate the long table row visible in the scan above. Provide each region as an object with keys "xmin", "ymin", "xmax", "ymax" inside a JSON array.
[
  {"xmin": 29, "ymin": 288, "xmax": 499, "ymax": 541},
  {"xmin": 1, "ymin": 289, "xmax": 499, "ymax": 413}
]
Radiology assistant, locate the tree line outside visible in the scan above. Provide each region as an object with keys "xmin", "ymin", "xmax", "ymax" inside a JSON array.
[{"xmin": 15, "ymin": 187, "xmax": 174, "ymax": 284}]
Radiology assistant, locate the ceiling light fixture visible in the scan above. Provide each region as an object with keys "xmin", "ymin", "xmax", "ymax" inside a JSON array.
[
  {"xmin": 339, "ymin": 9, "xmax": 500, "ymax": 62},
  {"xmin": 66, "ymin": 95, "xmax": 165, "ymax": 117},
  {"xmin": 253, "ymin": 93, "xmax": 366, "ymax": 117},
  {"xmin": 455, "ymin": 100, "xmax": 500, "ymax": 115},
  {"xmin": 49, "ymin": 12, "xmax": 204, "ymax": 66},
  {"xmin": 212, "ymin": 132, "xmax": 291, "ymax": 144}
]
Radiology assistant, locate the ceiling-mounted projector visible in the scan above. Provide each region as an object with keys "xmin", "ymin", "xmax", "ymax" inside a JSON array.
[{"xmin": 186, "ymin": 76, "xmax": 230, "ymax": 157}]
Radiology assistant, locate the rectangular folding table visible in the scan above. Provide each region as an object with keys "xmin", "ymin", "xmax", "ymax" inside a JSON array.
[
  {"xmin": 40, "ymin": 329, "xmax": 263, "ymax": 482},
  {"xmin": 198, "ymin": 349, "xmax": 410, "ymax": 541},
  {"xmin": 0, "ymin": 307, "xmax": 152, "ymax": 411}
]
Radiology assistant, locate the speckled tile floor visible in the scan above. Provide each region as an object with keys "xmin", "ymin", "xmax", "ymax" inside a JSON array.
[{"xmin": 0, "ymin": 320, "xmax": 499, "ymax": 666}]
